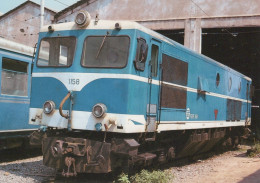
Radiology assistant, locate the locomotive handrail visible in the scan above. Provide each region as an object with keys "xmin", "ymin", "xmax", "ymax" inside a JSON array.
[{"xmin": 59, "ymin": 92, "xmax": 71, "ymax": 119}]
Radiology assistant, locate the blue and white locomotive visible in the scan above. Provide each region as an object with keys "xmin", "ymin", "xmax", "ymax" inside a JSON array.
[
  {"xmin": 29, "ymin": 11, "xmax": 252, "ymax": 175},
  {"xmin": 0, "ymin": 38, "xmax": 35, "ymax": 149}
]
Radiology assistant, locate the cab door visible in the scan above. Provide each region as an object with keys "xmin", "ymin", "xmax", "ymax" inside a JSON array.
[{"xmin": 146, "ymin": 39, "xmax": 161, "ymax": 132}]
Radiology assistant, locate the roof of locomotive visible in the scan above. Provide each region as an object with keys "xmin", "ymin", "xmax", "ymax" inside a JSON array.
[
  {"xmin": 40, "ymin": 20, "xmax": 251, "ymax": 82},
  {"xmin": 41, "ymin": 20, "xmax": 168, "ymax": 42},
  {"xmin": 0, "ymin": 37, "xmax": 34, "ymax": 57}
]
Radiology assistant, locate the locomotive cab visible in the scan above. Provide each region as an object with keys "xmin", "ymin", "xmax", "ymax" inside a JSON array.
[{"xmin": 30, "ymin": 20, "xmax": 158, "ymax": 134}]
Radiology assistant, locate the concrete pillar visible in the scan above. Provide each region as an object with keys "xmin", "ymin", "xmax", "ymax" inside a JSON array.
[
  {"xmin": 184, "ymin": 18, "xmax": 202, "ymax": 53},
  {"xmin": 40, "ymin": 0, "xmax": 45, "ymax": 29}
]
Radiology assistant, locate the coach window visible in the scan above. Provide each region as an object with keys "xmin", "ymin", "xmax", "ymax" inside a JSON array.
[
  {"xmin": 37, "ymin": 37, "xmax": 76, "ymax": 67},
  {"xmin": 1, "ymin": 58, "xmax": 28, "ymax": 96},
  {"xmin": 134, "ymin": 38, "xmax": 148, "ymax": 71},
  {"xmin": 151, "ymin": 44, "xmax": 159, "ymax": 77},
  {"xmin": 81, "ymin": 36, "xmax": 130, "ymax": 68}
]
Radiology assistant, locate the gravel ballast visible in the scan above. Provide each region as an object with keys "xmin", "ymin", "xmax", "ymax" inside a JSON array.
[
  {"xmin": 0, "ymin": 147, "xmax": 259, "ymax": 183},
  {"xmin": 0, "ymin": 156, "xmax": 54, "ymax": 183}
]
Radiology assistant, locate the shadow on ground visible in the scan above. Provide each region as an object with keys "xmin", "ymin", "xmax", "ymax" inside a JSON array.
[
  {"xmin": 0, "ymin": 147, "xmax": 42, "ymax": 163},
  {"xmin": 239, "ymin": 168, "xmax": 260, "ymax": 183}
]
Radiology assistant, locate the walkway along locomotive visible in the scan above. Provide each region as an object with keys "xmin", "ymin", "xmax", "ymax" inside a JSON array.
[
  {"xmin": 0, "ymin": 38, "xmax": 36, "ymax": 150},
  {"xmin": 29, "ymin": 11, "xmax": 252, "ymax": 176}
]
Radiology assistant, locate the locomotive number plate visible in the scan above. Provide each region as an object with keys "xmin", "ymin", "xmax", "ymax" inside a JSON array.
[{"xmin": 69, "ymin": 79, "xmax": 80, "ymax": 85}]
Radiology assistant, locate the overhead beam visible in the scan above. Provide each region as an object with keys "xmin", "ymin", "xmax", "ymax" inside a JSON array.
[{"xmin": 138, "ymin": 15, "xmax": 260, "ymax": 30}]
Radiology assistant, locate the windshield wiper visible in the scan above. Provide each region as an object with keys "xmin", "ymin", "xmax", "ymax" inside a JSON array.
[{"xmin": 96, "ymin": 35, "xmax": 108, "ymax": 59}]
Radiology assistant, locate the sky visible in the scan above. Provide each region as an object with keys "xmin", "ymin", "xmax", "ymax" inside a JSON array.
[{"xmin": 0, "ymin": 0, "xmax": 79, "ymax": 14}]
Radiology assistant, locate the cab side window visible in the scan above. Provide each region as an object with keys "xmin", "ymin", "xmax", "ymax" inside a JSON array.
[
  {"xmin": 134, "ymin": 38, "xmax": 148, "ymax": 71},
  {"xmin": 151, "ymin": 44, "xmax": 159, "ymax": 77}
]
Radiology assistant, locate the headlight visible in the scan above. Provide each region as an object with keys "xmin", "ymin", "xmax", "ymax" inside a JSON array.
[
  {"xmin": 92, "ymin": 103, "xmax": 107, "ymax": 118},
  {"xmin": 43, "ymin": 101, "xmax": 55, "ymax": 114},
  {"xmin": 75, "ymin": 11, "xmax": 91, "ymax": 27}
]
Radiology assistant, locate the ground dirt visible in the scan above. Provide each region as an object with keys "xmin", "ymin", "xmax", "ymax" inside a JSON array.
[{"xmin": 171, "ymin": 146, "xmax": 260, "ymax": 183}]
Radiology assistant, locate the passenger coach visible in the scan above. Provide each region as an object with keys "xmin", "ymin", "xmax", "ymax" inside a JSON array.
[
  {"xmin": 29, "ymin": 11, "xmax": 252, "ymax": 176},
  {"xmin": 0, "ymin": 38, "xmax": 35, "ymax": 149}
]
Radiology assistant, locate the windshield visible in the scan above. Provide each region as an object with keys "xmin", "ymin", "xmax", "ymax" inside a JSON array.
[
  {"xmin": 37, "ymin": 37, "xmax": 76, "ymax": 67},
  {"xmin": 81, "ymin": 36, "xmax": 130, "ymax": 68}
]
